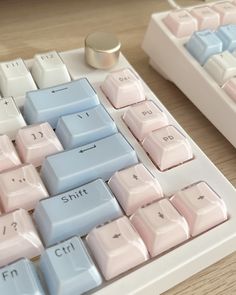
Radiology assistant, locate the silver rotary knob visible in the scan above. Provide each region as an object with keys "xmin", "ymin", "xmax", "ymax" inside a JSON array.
[{"xmin": 85, "ymin": 32, "xmax": 121, "ymax": 69}]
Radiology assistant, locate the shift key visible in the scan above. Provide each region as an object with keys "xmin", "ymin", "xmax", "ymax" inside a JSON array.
[
  {"xmin": 41, "ymin": 133, "xmax": 138, "ymax": 195},
  {"xmin": 33, "ymin": 179, "xmax": 123, "ymax": 246}
]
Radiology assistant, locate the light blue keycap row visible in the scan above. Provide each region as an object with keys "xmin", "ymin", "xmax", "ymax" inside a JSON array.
[
  {"xmin": 56, "ymin": 104, "xmax": 118, "ymax": 149},
  {"xmin": 0, "ymin": 259, "xmax": 45, "ymax": 295},
  {"xmin": 186, "ymin": 25, "xmax": 236, "ymax": 66},
  {"xmin": 216, "ymin": 24, "xmax": 236, "ymax": 52},
  {"xmin": 185, "ymin": 30, "xmax": 223, "ymax": 65},
  {"xmin": 34, "ymin": 179, "xmax": 123, "ymax": 246},
  {"xmin": 40, "ymin": 237, "xmax": 102, "ymax": 295},
  {"xmin": 41, "ymin": 133, "xmax": 138, "ymax": 195},
  {"xmin": 23, "ymin": 78, "xmax": 99, "ymax": 128}
]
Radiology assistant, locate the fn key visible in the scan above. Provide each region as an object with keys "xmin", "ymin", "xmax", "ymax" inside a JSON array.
[{"xmin": 0, "ymin": 259, "xmax": 45, "ymax": 295}]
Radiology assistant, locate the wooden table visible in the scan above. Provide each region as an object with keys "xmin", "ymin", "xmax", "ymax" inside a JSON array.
[{"xmin": 1, "ymin": 0, "xmax": 236, "ymax": 294}]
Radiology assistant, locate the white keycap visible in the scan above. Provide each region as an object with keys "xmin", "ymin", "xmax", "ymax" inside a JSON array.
[
  {"xmin": 0, "ymin": 59, "xmax": 37, "ymax": 107},
  {"xmin": 0, "ymin": 97, "xmax": 26, "ymax": 140},
  {"xmin": 31, "ymin": 51, "xmax": 71, "ymax": 88},
  {"xmin": 203, "ymin": 51, "xmax": 236, "ymax": 86}
]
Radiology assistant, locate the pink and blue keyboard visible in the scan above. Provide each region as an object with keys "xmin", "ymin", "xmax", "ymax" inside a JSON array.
[{"xmin": 0, "ymin": 48, "xmax": 235, "ymax": 295}]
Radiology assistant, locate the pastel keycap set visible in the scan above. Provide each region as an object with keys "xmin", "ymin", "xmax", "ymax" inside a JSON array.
[
  {"xmin": 143, "ymin": 0, "xmax": 236, "ymax": 148},
  {"xmin": 0, "ymin": 48, "xmax": 235, "ymax": 295}
]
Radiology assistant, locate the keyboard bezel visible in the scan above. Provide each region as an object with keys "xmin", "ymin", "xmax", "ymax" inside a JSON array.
[{"xmin": 5, "ymin": 48, "xmax": 236, "ymax": 294}]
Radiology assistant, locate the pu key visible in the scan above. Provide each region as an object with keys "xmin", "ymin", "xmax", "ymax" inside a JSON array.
[
  {"xmin": 123, "ymin": 100, "xmax": 168, "ymax": 141},
  {"xmin": 0, "ymin": 209, "xmax": 44, "ymax": 267}
]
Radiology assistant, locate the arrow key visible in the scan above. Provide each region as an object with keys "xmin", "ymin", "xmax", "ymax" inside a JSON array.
[
  {"xmin": 108, "ymin": 163, "xmax": 163, "ymax": 215},
  {"xmin": 86, "ymin": 216, "xmax": 149, "ymax": 280},
  {"xmin": 171, "ymin": 182, "xmax": 227, "ymax": 237},
  {"xmin": 131, "ymin": 199, "xmax": 189, "ymax": 257}
]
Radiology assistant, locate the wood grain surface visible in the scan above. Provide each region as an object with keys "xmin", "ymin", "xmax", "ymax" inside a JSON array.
[{"xmin": 0, "ymin": 0, "xmax": 235, "ymax": 294}]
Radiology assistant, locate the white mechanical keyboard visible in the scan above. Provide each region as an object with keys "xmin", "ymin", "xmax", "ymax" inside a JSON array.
[
  {"xmin": 143, "ymin": 0, "xmax": 236, "ymax": 148},
  {"xmin": 0, "ymin": 48, "xmax": 235, "ymax": 295}
]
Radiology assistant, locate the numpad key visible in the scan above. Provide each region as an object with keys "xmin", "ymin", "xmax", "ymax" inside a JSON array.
[
  {"xmin": 0, "ymin": 47, "xmax": 235, "ymax": 295},
  {"xmin": 143, "ymin": 0, "xmax": 236, "ymax": 149}
]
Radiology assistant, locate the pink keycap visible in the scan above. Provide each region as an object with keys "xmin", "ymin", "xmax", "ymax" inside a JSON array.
[
  {"xmin": 0, "ymin": 209, "xmax": 44, "ymax": 267},
  {"xmin": 86, "ymin": 216, "xmax": 149, "ymax": 280},
  {"xmin": 108, "ymin": 163, "xmax": 163, "ymax": 215},
  {"xmin": 123, "ymin": 100, "xmax": 168, "ymax": 141},
  {"xmin": 131, "ymin": 199, "xmax": 189, "ymax": 257},
  {"xmin": 142, "ymin": 125, "xmax": 193, "ymax": 171},
  {"xmin": 0, "ymin": 134, "xmax": 21, "ymax": 172},
  {"xmin": 223, "ymin": 77, "xmax": 236, "ymax": 102},
  {"xmin": 213, "ymin": 2, "xmax": 236, "ymax": 25},
  {"xmin": 171, "ymin": 182, "xmax": 227, "ymax": 237},
  {"xmin": 163, "ymin": 9, "xmax": 198, "ymax": 38},
  {"xmin": 0, "ymin": 164, "xmax": 48, "ymax": 212},
  {"xmin": 15, "ymin": 122, "xmax": 63, "ymax": 167},
  {"xmin": 191, "ymin": 6, "xmax": 220, "ymax": 30},
  {"xmin": 101, "ymin": 68, "xmax": 145, "ymax": 109}
]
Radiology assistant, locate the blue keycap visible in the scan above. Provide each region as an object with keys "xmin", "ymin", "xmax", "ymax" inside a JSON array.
[
  {"xmin": 40, "ymin": 237, "xmax": 102, "ymax": 295},
  {"xmin": 41, "ymin": 133, "xmax": 138, "ymax": 195},
  {"xmin": 185, "ymin": 30, "xmax": 223, "ymax": 65},
  {"xmin": 0, "ymin": 258, "xmax": 45, "ymax": 295},
  {"xmin": 216, "ymin": 25, "xmax": 236, "ymax": 52},
  {"xmin": 56, "ymin": 104, "xmax": 117, "ymax": 149},
  {"xmin": 23, "ymin": 78, "xmax": 100, "ymax": 128},
  {"xmin": 33, "ymin": 179, "xmax": 123, "ymax": 246}
]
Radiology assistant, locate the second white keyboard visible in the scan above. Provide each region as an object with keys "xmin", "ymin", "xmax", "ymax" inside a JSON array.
[{"xmin": 143, "ymin": 0, "xmax": 236, "ymax": 148}]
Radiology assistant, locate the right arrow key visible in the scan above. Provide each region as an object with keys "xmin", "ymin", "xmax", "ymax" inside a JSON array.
[{"xmin": 171, "ymin": 182, "xmax": 228, "ymax": 237}]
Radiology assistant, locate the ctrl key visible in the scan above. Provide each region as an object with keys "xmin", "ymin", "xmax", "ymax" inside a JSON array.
[
  {"xmin": 40, "ymin": 236, "xmax": 102, "ymax": 295},
  {"xmin": 0, "ymin": 258, "xmax": 45, "ymax": 295}
]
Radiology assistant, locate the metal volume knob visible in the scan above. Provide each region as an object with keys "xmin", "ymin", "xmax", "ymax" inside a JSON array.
[{"xmin": 85, "ymin": 32, "xmax": 121, "ymax": 69}]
